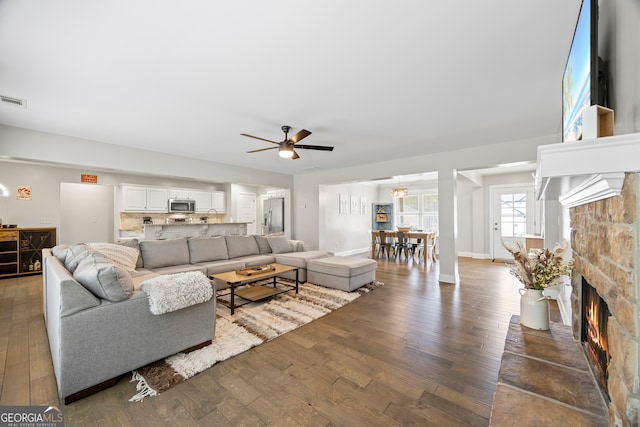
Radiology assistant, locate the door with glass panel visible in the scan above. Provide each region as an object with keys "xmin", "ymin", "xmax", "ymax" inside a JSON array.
[{"xmin": 490, "ymin": 185, "xmax": 537, "ymax": 260}]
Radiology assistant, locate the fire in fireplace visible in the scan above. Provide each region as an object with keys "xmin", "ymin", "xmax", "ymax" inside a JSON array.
[{"xmin": 581, "ymin": 278, "xmax": 611, "ymax": 399}]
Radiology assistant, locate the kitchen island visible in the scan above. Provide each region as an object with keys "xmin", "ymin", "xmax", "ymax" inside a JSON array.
[{"xmin": 143, "ymin": 222, "xmax": 248, "ymax": 240}]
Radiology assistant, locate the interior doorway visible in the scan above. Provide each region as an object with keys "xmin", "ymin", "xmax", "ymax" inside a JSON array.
[
  {"xmin": 237, "ymin": 192, "xmax": 257, "ymax": 235},
  {"xmin": 60, "ymin": 183, "xmax": 115, "ymax": 244}
]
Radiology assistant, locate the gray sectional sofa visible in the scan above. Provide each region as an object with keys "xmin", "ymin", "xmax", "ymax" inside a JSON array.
[{"xmin": 42, "ymin": 234, "xmax": 332, "ymax": 404}]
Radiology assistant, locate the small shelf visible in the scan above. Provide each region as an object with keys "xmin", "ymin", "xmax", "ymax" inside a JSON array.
[{"xmin": 372, "ymin": 203, "xmax": 394, "ymax": 231}]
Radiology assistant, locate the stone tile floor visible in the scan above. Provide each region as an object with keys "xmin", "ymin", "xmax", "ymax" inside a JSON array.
[{"xmin": 490, "ymin": 315, "xmax": 608, "ymax": 426}]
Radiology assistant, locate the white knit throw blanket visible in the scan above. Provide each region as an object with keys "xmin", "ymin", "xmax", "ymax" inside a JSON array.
[{"xmin": 140, "ymin": 272, "xmax": 213, "ymax": 315}]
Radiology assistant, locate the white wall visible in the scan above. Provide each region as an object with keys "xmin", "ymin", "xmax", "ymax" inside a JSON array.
[
  {"xmin": 294, "ymin": 135, "xmax": 551, "ymax": 252},
  {"xmin": 318, "ymin": 182, "xmax": 379, "ymax": 255}
]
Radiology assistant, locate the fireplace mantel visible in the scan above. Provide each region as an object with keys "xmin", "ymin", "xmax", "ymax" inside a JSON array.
[{"xmin": 535, "ymin": 132, "xmax": 640, "ymax": 205}]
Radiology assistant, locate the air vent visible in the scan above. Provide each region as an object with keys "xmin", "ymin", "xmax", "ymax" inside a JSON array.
[{"xmin": 0, "ymin": 95, "xmax": 27, "ymax": 109}]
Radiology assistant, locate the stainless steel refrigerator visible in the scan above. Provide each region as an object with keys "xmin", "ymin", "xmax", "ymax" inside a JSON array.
[{"xmin": 263, "ymin": 197, "xmax": 284, "ymax": 234}]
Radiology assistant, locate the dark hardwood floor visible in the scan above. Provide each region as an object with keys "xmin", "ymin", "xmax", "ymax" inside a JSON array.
[{"xmin": 0, "ymin": 256, "xmax": 556, "ymax": 426}]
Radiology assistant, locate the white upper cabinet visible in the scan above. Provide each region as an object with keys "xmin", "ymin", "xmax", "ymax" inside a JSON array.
[
  {"xmin": 121, "ymin": 185, "xmax": 224, "ymax": 213},
  {"xmin": 121, "ymin": 185, "xmax": 147, "ymax": 211},
  {"xmin": 212, "ymin": 191, "xmax": 225, "ymax": 212},
  {"xmin": 121, "ymin": 185, "xmax": 168, "ymax": 212},
  {"xmin": 169, "ymin": 188, "xmax": 195, "ymax": 199},
  {"xmin": 193, "ymin": 192, "xmax": 212, "ymax": 212},
  {"xmin": 147, "ymin": 188, "xmax": 169, "ymax": 211}
]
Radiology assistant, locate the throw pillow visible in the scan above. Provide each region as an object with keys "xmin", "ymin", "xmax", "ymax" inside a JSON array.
[
  {"xmin": 267, "ymin": 236, "xmax": 293, "ymax": 254},
  {"xmin": 254, "ymin": 235, "xmax": 272, "ymax": 254},
  {"xmin": 88, "ymin": 242, "xmax": 140, "ymax": 273},
  {"xmin": 64, "ymin": 244, "xmax": 100, "ymax": 273},
  {"xmin": 139, "ymin": 238, "xmax": 190, "ymax": 269},
  {"xmin": 51, "ymin": 244, "xmax": 71, "ymax": 262},
  {"xmin": 116, "ymin": 238, "xmax": 144, "ymax": 268},
  {"xmin": 225, "ymin": 235, "xmax": 259, "ymax": 258},
  {"xmin": 73, "ymin": 257, "xmax": 134, "ymax": 302},
  {"xmin": 187, "ymin": 236, "xmax": 229, "ymax": 263}
]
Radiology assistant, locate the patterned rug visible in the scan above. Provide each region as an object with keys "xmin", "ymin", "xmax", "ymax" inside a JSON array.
[{"xmin": 129, "ymin": 281, "xmax": 383, "ymax": 401}]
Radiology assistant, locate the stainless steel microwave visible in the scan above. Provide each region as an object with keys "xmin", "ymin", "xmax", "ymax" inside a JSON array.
[{"xmin": 168, "ymin": 199, "xmax": 196, "ymax": 213}]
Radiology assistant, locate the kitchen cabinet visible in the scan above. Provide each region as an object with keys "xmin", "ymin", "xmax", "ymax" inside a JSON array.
[
  {"xmin": 0, "ymin": 228, "xmax": 56, "ymax": 278},
  {"xmin": 212, "ymin": 191, "xmax": 225, "ymax": 212},
  {"xmin": 169, "ymin": 189, "xmax": 195, "ymax": 199},
  {"xmin": 121, "ymin": 185, "xmax": 224, "ymax": 213},
  {"xmin": 147, "ymin": 188, "xmax": 169, "ymax": 211},
  {"xmin": 121, "ymin": 185, "xmax": 168, "ymax": 212},
  {"xmin": 194, "ymin": 192, "xmax": 212, "ymax": 212},
  {"xmin": 194, "ymin": 191, "xmax": 225, "ymax": 213}
]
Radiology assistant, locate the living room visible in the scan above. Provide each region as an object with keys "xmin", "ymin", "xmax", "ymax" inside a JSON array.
[{"xmin": 1, "ymin": 1, "xmax": 640, "ymax": 425}]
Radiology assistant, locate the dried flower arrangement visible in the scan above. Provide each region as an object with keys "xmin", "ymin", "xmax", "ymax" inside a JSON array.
[{"xmin": 502, "ymin": 240, "xmax": 574, "ymax": 290}]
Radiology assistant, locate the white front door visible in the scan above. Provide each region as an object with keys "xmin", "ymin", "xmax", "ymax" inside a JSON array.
[
  {"xmin": 238, "ymin": 192, "xmax": 257, "ymax": 235},
  {"xmin": 490, "ymin": 185, "xmax": 538, "ymax": 260}
]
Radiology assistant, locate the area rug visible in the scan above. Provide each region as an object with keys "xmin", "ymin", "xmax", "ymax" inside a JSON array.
[{"xmin": 129, "ymin": 281, "xmax": 383, "ymax": 401}]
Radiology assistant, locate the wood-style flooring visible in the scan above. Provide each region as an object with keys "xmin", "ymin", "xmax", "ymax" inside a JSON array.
[{"xmin": 0, "ymin": 256, "xmax": 559, "ymax": 426}]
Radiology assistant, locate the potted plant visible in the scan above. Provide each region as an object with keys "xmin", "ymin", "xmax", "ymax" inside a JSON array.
[{"xmin": 502, "ymin": 240, "xmax": 574, "ymax": 330}]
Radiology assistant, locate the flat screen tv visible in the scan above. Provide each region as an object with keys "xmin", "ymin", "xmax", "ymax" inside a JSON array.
[{"xmin": 562, "ymin": 0, "xmax": 600, "ymax": 142}]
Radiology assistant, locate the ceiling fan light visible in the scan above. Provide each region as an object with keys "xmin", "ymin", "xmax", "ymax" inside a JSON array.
[{"xmin": 278, "ymin": 145, "xmax": 294, "ymax": 158}]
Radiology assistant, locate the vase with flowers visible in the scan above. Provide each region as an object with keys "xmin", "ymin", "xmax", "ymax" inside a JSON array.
[{"xmin": 502, "ymin": 240, "xmax": 574, "ymax": 330}]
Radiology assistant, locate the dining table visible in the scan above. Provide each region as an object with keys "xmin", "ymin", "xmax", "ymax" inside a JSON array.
[{"xmin": 371, "ymin": 230, "xmax": 437, "ymax": 264}]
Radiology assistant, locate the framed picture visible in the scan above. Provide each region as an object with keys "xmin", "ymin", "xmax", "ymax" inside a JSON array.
[
  {"xmin": 17, "ymin": 185, "xmax": 32, "ymax": 200},
  {"xmin": 360, "ymin": 196, "xmax": 367, "ymax": 215},
  {"xmin": 376, "ymin": 213, "xmax": 388, "ymax": 222},
  {"xmin": 350, "ymin": 195, "xmax": 359, "ymax": 214},
  {"xmin": 339, "ymin": 194, "xmax": 349, "ymax": 214}
]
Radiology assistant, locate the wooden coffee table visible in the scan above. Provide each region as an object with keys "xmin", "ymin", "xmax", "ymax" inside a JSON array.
[{"xmin": 210, "ymin": 263, "xmax": 299, "ymax": 314}]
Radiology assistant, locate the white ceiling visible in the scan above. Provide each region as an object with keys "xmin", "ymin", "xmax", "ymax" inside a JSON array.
[{"xmin": 0, "ymin": 1, "xmax": 581, "ymax": 176}]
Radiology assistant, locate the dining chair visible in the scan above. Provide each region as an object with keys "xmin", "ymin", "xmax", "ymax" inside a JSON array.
[
  {"xmin": 408, "ymin": 237, "xmax": 424, "ymax": 263},
  {"xmin": 392, "ymin": 231, "xmax": 410, "ymax": 261},
  {"xmin": 376, "ymin": 230, "xmax": 393, "ymax": 259}
]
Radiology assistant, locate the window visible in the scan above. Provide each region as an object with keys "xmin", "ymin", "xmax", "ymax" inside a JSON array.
[
  {"xmin": 394, "ymin": 193, "xmax": 438, "ymax": 232},
  {"xmin": 500, "ymin": 193, "xmax": 526, "ymax": 237}
]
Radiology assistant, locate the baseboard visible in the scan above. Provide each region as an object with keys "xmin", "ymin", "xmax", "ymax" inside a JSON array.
[
  {"xmin": 439, "ymin": 273, "xmax": 459, "ymax": 285},
  {"xmin": 335, "ymin": 247, "xmax": 370, "ymax": 257}
]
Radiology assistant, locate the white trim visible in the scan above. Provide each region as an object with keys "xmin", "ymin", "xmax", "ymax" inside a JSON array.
[
  {"xmin": 536, "ymin": 132, "xmax": 640, "ymax": 202},
  {"xmin": 558, "ymin": 173, "xmax": 625, "ymax": 208},
  {"xmin": 439, "ymin": 273, "xmax": 459, "ymax": 285}
]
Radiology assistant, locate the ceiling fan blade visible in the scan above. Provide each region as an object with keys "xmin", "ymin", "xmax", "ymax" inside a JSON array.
[
  {"xmin": 295, "ymin": 144, "xmax": 334, "ymax": 151},
  {"xmin": 240, "ymin": 134, "xmax": 280, "ymax": 145},
  {"xmin": 292, "ymin": 149, "xmax": 300, "ymax": 160},
  {"xmin": 289, "ymin": 129, "xmax": 311, "ymax": 144},
  {"xmin": 247, "ymin": 146, "xmax": 278, "ymax": 153}
]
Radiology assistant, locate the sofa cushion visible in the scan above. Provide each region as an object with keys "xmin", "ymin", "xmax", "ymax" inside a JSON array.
[
  {"xmin": 88, "ymin": 242, "xmax": 140, "ymax": 273},
  {"xmin": 225, "ymin": 235, "xmax": 259, "ymax": 259},
  {"xmin": 188, "ymin": 236, "xmax": 229, "ymax": 263},
  {"xmin": 254, "ymin": 235, "xmax": 272, "ymax": 254},
  {"xmin": 146, "ymin": 264, "xmax": 207, "ymax": 276},
  {"xmin": 73, "ymin": 256, "xmax": 134, "ymax": 302},
  {"xmin": 274, "ymin": 250, "xmax": 333, "ymax": 268},
  {"xmin": 139, "ymin": 238, "xmax": 190, "ymax": 269},
  {"xmin": 267, "ymin": 235, "xmax": 293, "ymax": 254}
]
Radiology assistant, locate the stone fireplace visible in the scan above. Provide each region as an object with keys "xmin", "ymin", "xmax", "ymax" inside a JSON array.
[{"xmin": 570, "ymin": 172, "xmax": 640, "ymax": 426}]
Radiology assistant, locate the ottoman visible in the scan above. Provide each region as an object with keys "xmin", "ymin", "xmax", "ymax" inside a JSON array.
[{"xmin": 306, "ymin": 256, "xmax": 377, "ymax": 292}]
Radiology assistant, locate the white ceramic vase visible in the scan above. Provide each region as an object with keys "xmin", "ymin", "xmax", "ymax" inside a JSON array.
[{"xmin": 518, "ymin": 288, "xmax": 550, "ymax": 330}]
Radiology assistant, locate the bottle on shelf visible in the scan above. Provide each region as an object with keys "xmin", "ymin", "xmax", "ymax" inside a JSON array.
[{"xmin": 34, "ymin": 260, "xmax": 41, "ymax": 271}]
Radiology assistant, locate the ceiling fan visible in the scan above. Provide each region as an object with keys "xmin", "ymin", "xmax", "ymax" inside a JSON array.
[{"xmin": 242, "ymin": 125, "xmax": 334, "ymax": 159}]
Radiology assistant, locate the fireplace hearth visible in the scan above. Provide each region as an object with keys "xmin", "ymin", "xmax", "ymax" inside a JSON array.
[{"xmin": 581, "ymin": 278, "xmax": 611, "ymax": 400}]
